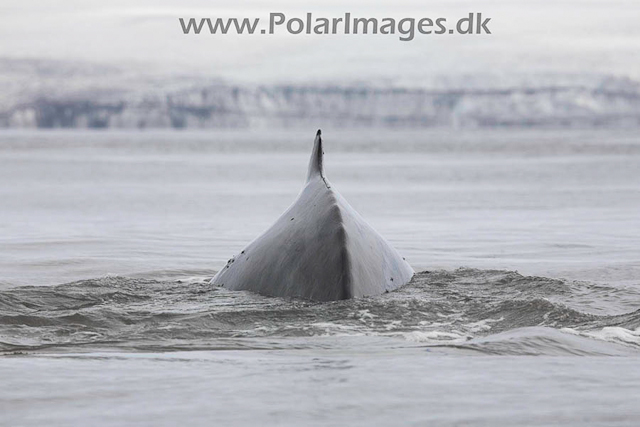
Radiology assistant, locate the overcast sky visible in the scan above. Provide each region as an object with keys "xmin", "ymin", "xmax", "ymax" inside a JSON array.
[{"xmin": 1, "ymin": 0, "xmax": 639, "ymax": 84}]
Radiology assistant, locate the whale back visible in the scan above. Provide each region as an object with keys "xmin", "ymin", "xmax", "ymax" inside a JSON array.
[{"xmin": 211, "ymin": 130, "xmax": 414, "ymax": 301}]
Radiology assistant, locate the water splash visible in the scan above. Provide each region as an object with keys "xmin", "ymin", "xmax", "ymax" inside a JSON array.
[{"xmin": 1, "ymin": 268, "xmax": 639, "ymax": 355}]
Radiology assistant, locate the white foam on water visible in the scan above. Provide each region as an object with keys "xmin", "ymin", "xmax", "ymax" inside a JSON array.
[
  {"xmin": 584, "ymin": 327, "xmax": 640, "ymax": 346},
  {"xmin": 355, "ymin": 309, "xmax": 376, "ymax": 320},
  {"xmin": 401, "ymin": 330, "xmax": 468, "ymax": 344},
  {"xmin": 562, "ymin": 326, "xmax": 640, "ymax": 347},
  {"xmin": 464, "ymin": 317, "xmax": 504, "ymax": 333}
]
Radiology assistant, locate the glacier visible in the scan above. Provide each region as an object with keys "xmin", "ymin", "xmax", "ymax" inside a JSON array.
[{"xmin": 1, "ymin": 59, "xmax": 639, "ymax": 129}]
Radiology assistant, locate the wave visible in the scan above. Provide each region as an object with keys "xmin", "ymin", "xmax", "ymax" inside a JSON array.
[
  {"xmin": 426, "ymin": 327, "xmax": 639, "ymax": 356},
  {"xmin": 1, "ymin": 268, "xmax": 639, "ymax": 355}
]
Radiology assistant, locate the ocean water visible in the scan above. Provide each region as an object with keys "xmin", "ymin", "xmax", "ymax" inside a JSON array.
[{"xmin": 1, "ymin": 129, "xmax": 640, "ymax": 426}]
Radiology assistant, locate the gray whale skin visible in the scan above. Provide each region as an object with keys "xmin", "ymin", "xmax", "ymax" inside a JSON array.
[{"xmin": 211, "ymin": 130, "xmax": 414, "ymax": 301}]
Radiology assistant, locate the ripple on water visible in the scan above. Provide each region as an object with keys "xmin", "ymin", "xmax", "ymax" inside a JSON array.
[{"xmin": 1, "ymin": 268, "xmax": 639, "ymax": 355}]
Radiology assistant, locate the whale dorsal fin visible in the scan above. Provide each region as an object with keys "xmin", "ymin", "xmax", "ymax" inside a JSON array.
[{"xmin": 307, "ymin": 129, "xmax": 324, "ymax": 182}]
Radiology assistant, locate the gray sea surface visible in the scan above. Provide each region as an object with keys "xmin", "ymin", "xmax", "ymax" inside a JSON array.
[{"xmin": 1, "ymin": 129, "xmax": 640, "ymax": 426}]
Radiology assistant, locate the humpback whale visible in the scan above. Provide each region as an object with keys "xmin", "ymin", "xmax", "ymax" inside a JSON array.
[{"xmin": 211, "ymin": 130, "xmax": 414, "ymax": 301}]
